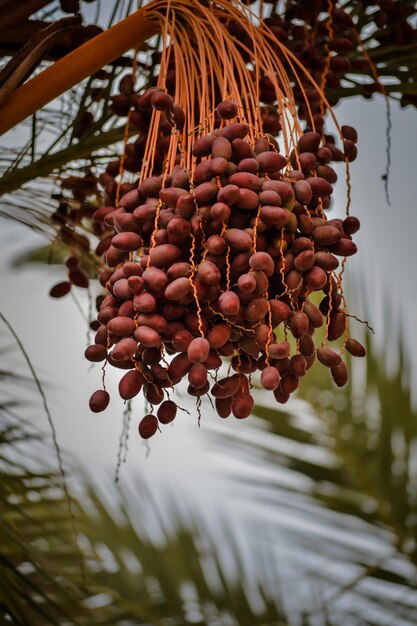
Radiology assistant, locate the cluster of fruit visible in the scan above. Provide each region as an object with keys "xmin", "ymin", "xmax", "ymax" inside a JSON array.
[{"xmin": 84, "ymin": 94, "xmax": 364, "ymax": 438}]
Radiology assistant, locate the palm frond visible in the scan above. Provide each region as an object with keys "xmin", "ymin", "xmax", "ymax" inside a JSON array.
[{"xmin": 199, "ymin": 329, "xmax": 417, "ymax": 625}]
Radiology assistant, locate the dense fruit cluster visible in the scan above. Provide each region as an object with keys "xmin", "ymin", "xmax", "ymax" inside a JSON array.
[{"xmin": 84, "ymin": 94, "xmax": 365, "ymax": 438}]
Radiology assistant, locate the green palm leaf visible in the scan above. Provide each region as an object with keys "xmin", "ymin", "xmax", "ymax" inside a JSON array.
[{"xmin": 201, "ymin": 329, "xmax": 417, "ymax": 624}]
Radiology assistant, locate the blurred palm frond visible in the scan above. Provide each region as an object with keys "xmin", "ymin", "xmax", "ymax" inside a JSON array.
[{"xmin": 200, "ymin": 329, "xmax": 417, "ymax": 625}]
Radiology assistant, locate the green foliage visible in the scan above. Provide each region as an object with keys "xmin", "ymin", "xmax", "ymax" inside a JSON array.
[{"xmin": 1, "ymin": 324, "xmax": 417, "ymax": 625}]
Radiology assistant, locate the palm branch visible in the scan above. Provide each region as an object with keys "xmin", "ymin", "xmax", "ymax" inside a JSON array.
[
  {"xmin": 0, "ymin": 330, "xmax": 291, "ymax": 625},
  {"xmin": 198, "ymin": 328, "xmax": 417, "ymax": 625}
]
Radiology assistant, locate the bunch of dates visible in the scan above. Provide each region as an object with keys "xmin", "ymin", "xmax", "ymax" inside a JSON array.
[{"xmin": 85, "ymin": 96, "xmax": 365, "ymax": 439}]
